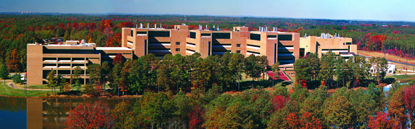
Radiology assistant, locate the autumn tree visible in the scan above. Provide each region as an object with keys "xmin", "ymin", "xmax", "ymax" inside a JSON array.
[
  {"xmin": 7, "ymin": 49, "xmax": 21, "ymax": 72},
  {"xmin": 403, "ymin": 84, "xmax": 415, "ymax": 127},
  {"xmin": 189, "ymin": 105, "xmax": 204, "ymax": 129},
  {"xmin": 112, "ymin": 53, "xmax": 125, "ymax": 65},
  {"xmin": 111, "ymin": 101, "xmax": 137, "ymax": 129},
  {"xmin": 368, "ymin": 112, "xmax": 392, "ymax": 129},
  {"xmin": 65, "ymin": 101, "xmax": 113, "ymax": 129}
]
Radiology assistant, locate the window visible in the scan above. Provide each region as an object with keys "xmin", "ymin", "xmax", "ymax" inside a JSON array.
[
  {"xmin": 176, "ymin": 48, "xmax": 180, "ymax": 52},
  {"xmin": 278, "ymin": 34, "xmax": 293, "ymax": 41},
  {"xmin": 250, "ymin": 33, "xmax": 261, "ymax": 41},
  {"xmin": 236, "ymin": 44, "xmax": 241, "ymax": 47},
  {"xmin": 236, "ymin": 50, "xmax": 241, "ymax": 53},
  {"xmin": 190, "ymin": 32, "xmax": 196, "ymax": 38},
  {"xmin": 176, "ymin": 42, "xmax": 180, "ymax": 45}
]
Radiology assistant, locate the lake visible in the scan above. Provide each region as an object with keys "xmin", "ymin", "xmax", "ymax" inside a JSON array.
[{"xmin": 0, "ymin": 96, "xmax": 138, "ymax": 129}]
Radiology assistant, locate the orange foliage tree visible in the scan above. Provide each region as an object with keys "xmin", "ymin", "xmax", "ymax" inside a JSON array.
[{"xmin": 7, "ymin": 49, "xmax": 21, "ymax": 72}]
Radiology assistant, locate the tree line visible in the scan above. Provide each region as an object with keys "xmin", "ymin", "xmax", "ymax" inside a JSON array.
[
  {"xmin": 65, "ymin": 82, "xmax": 415, "ymax": 128},
  {"xmin": 295, "ymin": 51, "xmax": 388, "ymax": 89},
  {"xmin": 46, "ymin": 52, "xmax": 272, "ymax": 96},
  {"xmin": 2, "ymin": 14, "xmax": 415, "ymax": 73}
]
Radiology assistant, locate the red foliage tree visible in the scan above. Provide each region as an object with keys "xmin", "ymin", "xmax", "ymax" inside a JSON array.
[
  {"xmin": 368, "ymin": 112, "xmax": 392, "ymax": 129},
  {"xmin": 88, "ymin": 23, "xmax": 96, "ymax": 30},
  {"xmin": 189, "ymin": 105, "xmax": 204, "ymax": 129},
  {"xmin": 113, "ymin": 53, "xmax": 125, "ymax": 65},
  {"xmin": 72, "ymin": 22, "xmax": 79, "ymax": 30},
  {"xmin": 120, "ymin": 21, "xmax": 133, "ymax": 28},
  {"xmin": 65, "ymin": 101, "xmax": 113, "ymax": 129},
  {"xmin": 271, "ymin": 95, "xmax": 288, "ymax": 112},
  {"xmin": 27, "ymin": 26, "xmax": 33, "ymax": 31},
  {"xmin": 403, "ymin": 84, "xmax": 415, "ymax": 126}
]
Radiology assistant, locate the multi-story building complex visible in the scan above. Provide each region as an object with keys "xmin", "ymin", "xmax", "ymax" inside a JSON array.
[
  {"xmin": 27, "ymin": 41, "xmax": 134, "ymax": 85},
  {"xmin": 300, "ymin": 33, "xmax": 357, "ymax": 58},
  {"xmin": 122, "ymin": 24, "xmax": 300, "ymax": 65},
  {"xmin": 28, "ymin": 24, "xmax": 355, "ymax": 85}
]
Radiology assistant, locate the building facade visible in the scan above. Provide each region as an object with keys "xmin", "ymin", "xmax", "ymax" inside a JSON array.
[
  {"xmin": 27, "ymin": 41, "xmax": 134, "ymax": 85},
  {"xmin": 28, "ymin": 24, "xmax": 356, "ymax": 85},
  {"xmin": 122, "ymin": 25, "xmax": 300, "ymax": 66},
  {"xmin": 300, "ymin": 33, "xmax": 357, "ymax": 58}
]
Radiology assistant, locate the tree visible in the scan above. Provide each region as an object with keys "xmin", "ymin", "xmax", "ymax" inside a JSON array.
[
  {"xmin": 305, "ymin": 53, "xmax": 320, "ymax": 82},
  {"xmin": 368, "ymin": 112, "xmax": 392, "ymax": 129},
  {"xmin": 319, "ymin": 51, "xmax": 335, "ymax": 87},
  {"xmin": 0, "ymin": 64, "xmax": 9, "ymax": 85},
  {"xmin": 272, "ymin": 62, "xmax": 280, "ymax": 86},
  {"xmin": 136, "ymin": 92, "xmax": 173, "ymax": 128},
  {"xmin": 73, "ymin": 66, "xmax": 82, "ymax": 91},
  {"xmin": 403, "ymin": 84, "xmax": 415, "ymax": 127},
  {"xmin": 189, "ymin": 105, "xmax": 204, "ymax": 129},
  {"xmin": 323, "ymin": 87, "xmax": 354, "ymax": 128},
  {"xmin": 244, "ymin": 55, "xmax": 263, "ymax": 89},
  {"xmin": 172, "ymin": 91, "xmax": 192, "ymax": 128},
  {"xmin": 46, "ymin": 70, "xmax": 57, "ymax": 95},
  {"xmin": 7, "ymin": 49, "xmax": 21, "ymax": 72},
  {"xmin": 294, "ymin": 58, "xmax": 311, "ymax": 87},
  {"xmin": 113, "ymin": 53, "xmax": 125, "ymax": 65},
  {"xmin": 101, "ymin": 61, "xmax": 111, "ymax": 93},
  {"xmin": 65, "ymin": 101, "xmax": 113, "ymax": 129},
  {"xmin": 12, "ymin": 74, "xmax": 21, "ymax": 84},
  {"xmin": 111, "ymin": 101, "xmax": 137, "ymax": 129}
]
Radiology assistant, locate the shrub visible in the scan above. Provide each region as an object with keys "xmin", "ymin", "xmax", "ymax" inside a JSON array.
[{"xmin": 12, "ymin": 74, "xmax": 21, "ymax": 84}]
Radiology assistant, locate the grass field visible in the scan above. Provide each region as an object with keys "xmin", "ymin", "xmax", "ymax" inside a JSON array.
[
  {"xmin": 358, "ymin": 50, "xmax": 415, "ymax": 64},
  {"xmin": 0, "ymin": 83, "xmax": 52, "ymax": 97}
]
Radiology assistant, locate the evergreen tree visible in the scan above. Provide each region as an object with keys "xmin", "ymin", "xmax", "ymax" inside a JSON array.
[{"xmin": 0, "ymin": 63, "xmax": 8, "ymax": 85}]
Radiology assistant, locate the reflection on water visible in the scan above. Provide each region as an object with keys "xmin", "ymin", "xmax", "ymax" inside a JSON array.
[
  {"xmin": 0, "ymin": 96, "xmax": 27, "ymax": 129},
  {"xmin": 0, "ymin": 96, "xmax": 138, "ymax": 129}
]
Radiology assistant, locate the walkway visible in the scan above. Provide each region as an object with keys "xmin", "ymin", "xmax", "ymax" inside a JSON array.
[
  {"xmin": 267, "ymin": 71, "xmax": 290, "ymax": 81},
  {"xmin": 7, "ymin": 82, "xmax": 52, "ymax": 91}
]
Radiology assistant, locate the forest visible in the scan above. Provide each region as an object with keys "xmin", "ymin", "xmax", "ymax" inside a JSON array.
[
  {"xmin": 65, "ymin": 82, "xmax": 415, "ymax": 128},
  {"xmin": 1, "ymin": 14, "xmax": 415, "ymax": 72},
  {"xmin": 1, "ymin": 14, "xmax": 415, "ymax": 128},
  {"xmin": 295, "ymin": 52, "xmax": 388, "ymax": 89}
]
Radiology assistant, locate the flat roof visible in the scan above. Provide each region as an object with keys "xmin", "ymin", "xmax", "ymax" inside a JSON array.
[{"xmin": 96, "ymin": 47, "xmax": 132, "ymax": 50}]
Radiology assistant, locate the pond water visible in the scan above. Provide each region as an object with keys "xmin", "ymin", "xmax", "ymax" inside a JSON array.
[{"xmin": 0, "ymin": 96, "xmax": 138, "ymax": 129}]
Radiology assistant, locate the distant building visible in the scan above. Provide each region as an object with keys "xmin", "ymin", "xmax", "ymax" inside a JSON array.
[{"xmin": 300, "ymin": 33, "xmax": 357, "ymax": 58}]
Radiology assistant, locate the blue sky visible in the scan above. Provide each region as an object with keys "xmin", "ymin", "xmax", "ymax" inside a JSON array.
[{"xmin": 1, "ymin": 0, "xmax": 415, "ymax": 22}]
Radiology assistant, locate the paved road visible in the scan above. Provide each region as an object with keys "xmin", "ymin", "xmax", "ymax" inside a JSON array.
[{"xmin": 359, "ymin": 55, "xmax": 415, "ymax": 67}]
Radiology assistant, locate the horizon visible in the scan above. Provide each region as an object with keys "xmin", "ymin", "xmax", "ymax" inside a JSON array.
[{"xmin": 2, "ymin": 0, "xmax": 415, "ymax": 22}]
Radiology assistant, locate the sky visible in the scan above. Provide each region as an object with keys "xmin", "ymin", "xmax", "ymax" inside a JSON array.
[{"xmin": 1, "ymin": 0, "xmax": 415, "ymax": 22}]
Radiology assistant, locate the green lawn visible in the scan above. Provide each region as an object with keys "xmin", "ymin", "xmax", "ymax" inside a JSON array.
[
  {"xmin": 27, "ymin": 85, "xmax": 52, "ymax": 89},
  {"xmin": 0, "ymin": 84, "xmax": 52, "ymax": 97}
]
